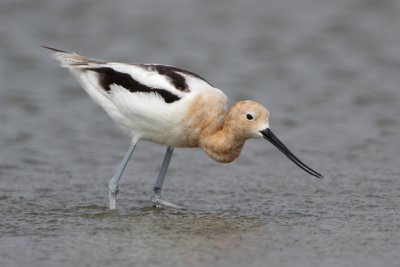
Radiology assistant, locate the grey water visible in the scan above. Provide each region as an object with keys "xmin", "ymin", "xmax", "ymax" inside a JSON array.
[{"xmin": 1, "ymin": 0, "xmax": 400, "ymax": 266}]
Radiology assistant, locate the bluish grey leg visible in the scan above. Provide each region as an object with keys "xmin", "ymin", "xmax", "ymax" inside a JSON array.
[
  {"xmin": 108, "ymin": 143, "xmax": 136, "ymax": 210},
  {"xmin": 150, "ymin": 146, "xmax": 180, "ymax": 208}
]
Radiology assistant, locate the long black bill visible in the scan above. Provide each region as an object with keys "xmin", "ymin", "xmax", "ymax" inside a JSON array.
[{"xmin": 261, "ymin": 128, "xmax": 324, "ymax": 179}]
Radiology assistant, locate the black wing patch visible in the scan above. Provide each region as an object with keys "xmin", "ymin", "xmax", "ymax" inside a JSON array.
[
  {"xmin": 87, "ymin": 67, "xmax": 181, "ymax": 103},
  {"xmin": 145, "ymin": 64, "xmax": 212, "ymax": 91}
]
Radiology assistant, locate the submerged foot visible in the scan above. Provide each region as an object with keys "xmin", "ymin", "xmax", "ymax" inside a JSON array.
[
  {"xmin": 150, "ymin": 193, "xmax": 181, "ymax": 209},
  {"xmin": 108, "ymin": 186, "xmax": 119, "ymax": 210}
]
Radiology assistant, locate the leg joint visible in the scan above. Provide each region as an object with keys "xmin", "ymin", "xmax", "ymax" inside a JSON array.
[{"xmin": 153, "ymin": 186, "xmax": 161, "ymax": 195}]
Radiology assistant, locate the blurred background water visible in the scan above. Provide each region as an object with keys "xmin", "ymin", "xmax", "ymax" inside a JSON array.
[{"xmin": 1, "ymin": 0, "xmax": 400, "ymax": 266}]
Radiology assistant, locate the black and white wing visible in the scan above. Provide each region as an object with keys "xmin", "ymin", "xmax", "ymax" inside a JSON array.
[
  {"xmin": 43, "ymin": 46, "xmax": 213, "ymax": 104},
  {"xmin": 44, "ymin": 46, "xmax": 228, "ymax": 143}
]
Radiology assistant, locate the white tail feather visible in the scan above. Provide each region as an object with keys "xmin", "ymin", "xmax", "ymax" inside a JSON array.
[{"xmin": 42, "ymin": 46, "xmax": 105, "ymax": 68}]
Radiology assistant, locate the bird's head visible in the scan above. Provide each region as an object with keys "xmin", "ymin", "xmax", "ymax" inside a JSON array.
[{"xmin": 231, "ymin": 100, "xmax": 323, "ymax": 179}]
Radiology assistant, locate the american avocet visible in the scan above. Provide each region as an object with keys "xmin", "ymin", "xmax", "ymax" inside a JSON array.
[{"xmin": 43, "ymin": 46, "xmax": 323, "ymax": 209}]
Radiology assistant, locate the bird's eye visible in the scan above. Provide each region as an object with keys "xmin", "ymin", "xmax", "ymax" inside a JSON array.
[{"xmin": 246, "ymin": 113, "xmax": 254, "ymax": 121}]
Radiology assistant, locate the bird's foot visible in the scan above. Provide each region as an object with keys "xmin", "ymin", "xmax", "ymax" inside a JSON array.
[
  {"xmin": 150, "ymin": 193, "xmax": 181, "ymax": 209},
  {"xmin": 108, "ymin": 185, "xmax": 119, "ymax": 210}
]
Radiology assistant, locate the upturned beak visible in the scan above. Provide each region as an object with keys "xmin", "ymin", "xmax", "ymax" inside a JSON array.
[{"xmin": 261, "ymin": 128, "xmax": 324, "ymax": 179}]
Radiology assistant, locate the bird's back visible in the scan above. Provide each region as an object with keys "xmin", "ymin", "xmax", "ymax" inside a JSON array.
[{"xmin": 45, "ymin": 47, "xmax": 227, "ymax": 146}]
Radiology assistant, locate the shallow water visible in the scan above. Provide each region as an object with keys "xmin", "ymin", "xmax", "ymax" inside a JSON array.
[{"xmin": 1, "ymin": 0, "xmax": 400, "ymax": 266}]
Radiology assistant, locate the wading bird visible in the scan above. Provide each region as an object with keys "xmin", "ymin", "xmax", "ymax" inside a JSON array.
[{"xmin": 44, "ymin": 46, "xmax": 323, "ymax": 209}]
